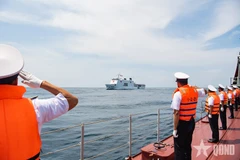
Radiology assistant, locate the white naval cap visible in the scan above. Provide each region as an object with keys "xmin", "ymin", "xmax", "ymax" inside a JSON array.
[
  {"xmin": 208, "ymin": 85, "xmax": 217, "ymax": 92},
  {"xmin": 232, "ymin": 85, "xmax": 238, "ymax": 89},
  {"xmin": 218, "ymin": 84, "xmax": 225, "ymax": 89},
  {"xmin": 227, "ymin": 86, "xmax": 233, "ymax": 90},
  {"xmin": 0, "ymin": 44, "xmax": 24, "ymax": 79},
  {"xmin": 174, "ymin": 72, "xmax": 189, "ymax": 80}
]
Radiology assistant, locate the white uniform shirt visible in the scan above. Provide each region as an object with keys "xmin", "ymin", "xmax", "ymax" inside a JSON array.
[
  {"xmin": 171, "ymin": 88, "xmax": 206, "ymax": 110},
  {"xmin": 233, "ymin": 90, "xmax": 236, "ymax": 96},
  {"xmin": 32, "ymin": 93, "xmax": 69, "ymax": 133},
  {"xmin": 207, "ymin": 96, "xmax": 214, "ymax": 106},
  {"xmin": 218, "ymin": 93, "xmax": 224, "ymax": 104},
  {"xmin": 227, "ymin": 92, "xmax": 232, "ymax": 99}
]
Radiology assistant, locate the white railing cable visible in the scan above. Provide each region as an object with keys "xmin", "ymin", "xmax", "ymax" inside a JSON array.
[
  {"xmin": 84, "ymin": 130, "xmax": 128, "ymax": 145},
  {"xmin": 84, "ymin": 143, "xmax": 129, "ymax": 160},
  {"xmin": 133, "ymin": 121, "xmax": 156, "ymax": 129},
  {"xmin": 40, "ymin": 121, "xmax": 156, "ymax": 158},
  {"xmin": 131, "ymin": 129, "xmax": 158, "ymax": 145},
  {"xmin": 85, "ymin": 110, "xmax": 154, "ymax": 125},
  {"xmin": 41, "ymin": 143, "xmax": 80, "ymax": 157},
  {"xmin": 41, "ymin": 124, "xmax": 82, "ymax": 135},
  {"xmin": 131, "ymin": 134, "xmax": 150, "ymax": 144},
  {"xmin": 40, "ymin": 107, "xmax": 172, "ymax": 158},
  {"xmin": 41, "ymin": 110, "xmax": 162, "ymax": 135}
]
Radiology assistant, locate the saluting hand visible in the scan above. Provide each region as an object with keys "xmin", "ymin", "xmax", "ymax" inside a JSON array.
[{"xmin": 19, "ymin": 70, "xmax": 43, "ymax": 88}]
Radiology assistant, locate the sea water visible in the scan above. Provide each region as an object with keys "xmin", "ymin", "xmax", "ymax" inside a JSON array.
[{"xmin": 24, "ymin": 87, "xmax": 206, "ymax": 160}]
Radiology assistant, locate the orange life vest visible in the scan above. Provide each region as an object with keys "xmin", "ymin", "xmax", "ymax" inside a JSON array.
[
  {"xmin": 237, "ymin": 88, "xmax": 240, "ymax": 98},
  {"xmin": 220, "ymin": 91, "xmax": 228, "ymax": 105},
  {"xmin": 233, "ymin": 89, "xmax": 238, "ymax": 98},
  {"xmin": 173, "ymin": 85, "xmax": 198, "ymax": 121},
  {"xmin": 0, "ymin": 85, "xmax": 41, "ymax": 160},
  {"xmin": 228, "ymin": 90, "xmax": 235, "ymax": 104},
  {"xmin": 205, "ymin": 92, "xmax": 220, "ymax": 115}
]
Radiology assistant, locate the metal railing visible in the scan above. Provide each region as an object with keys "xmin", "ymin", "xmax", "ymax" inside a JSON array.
[
  {"xmin": 40, "ymin": 104, "xmax": 206, "ymax": 160},
  {"xmin": 201, "ymin": 100, "xmax": 207, "ymax": 119},
  {"xmin": 40, "ymin": 107, "xmax": 169, "ymax": 159},
  {"xmin": 80, "ymin": 109, "xmax": 162, "ymax": 160}
]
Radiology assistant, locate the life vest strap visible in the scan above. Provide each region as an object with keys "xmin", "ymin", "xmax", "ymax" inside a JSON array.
[
  {"xmin": 28, "ymin": 152, "xmax": 40, "ymax": 160},
  {"xmin": 180, "ymin": 108, "xmax": 196, "ymax": 111},
  {"xmin": 180, "ymin": 102, "xmax": 197, "ymax": 105},
  {"xmin": 179, "ymin": 114, "xmax": 195, "ymax": 117}
]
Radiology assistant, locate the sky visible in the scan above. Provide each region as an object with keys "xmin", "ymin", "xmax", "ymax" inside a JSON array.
[{"xmin": 0, "ymin": 0, "xmax": 240, "ymax": 87}]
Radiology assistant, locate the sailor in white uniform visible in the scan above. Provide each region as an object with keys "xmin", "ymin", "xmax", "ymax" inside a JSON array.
[
  {"xmin": 227, "ymin": 86, "xmax": 234, "ymax": 119},
  {"xmin": 171, "ymin": 72, "xmax": 206, "ymax": 160},
  {"xmin": 218, "ymin": 84, "xmax": 227, "ymax": 130},
  {"xmin": 205, "ymin": 85, "xmax": 220, "ymax": 143},
  {"xmin": 232, "ymin": 85, "xmax": 239, "ymax": 111}
]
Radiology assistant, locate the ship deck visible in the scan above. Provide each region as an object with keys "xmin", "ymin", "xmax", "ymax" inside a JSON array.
[{"xmin": 132, "ymin": 108, "xmax": 240, "ymax": 160}]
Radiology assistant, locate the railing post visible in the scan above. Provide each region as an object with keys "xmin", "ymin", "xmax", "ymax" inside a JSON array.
[
  {"xmin": 81, "ymin": 123, "xmax": 84, "ymax": 160},
  {"xmin": 129, "ymin": 114, "xmax": 132, "ymax": 158},
  {"xmin": 157, "ymin": 109, "xmax": 160, "ymax": 142}
]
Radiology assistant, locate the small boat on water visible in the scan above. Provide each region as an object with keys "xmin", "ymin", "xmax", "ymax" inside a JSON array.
[{"xmin": 105, "ymin": 74, "xmax": 145, "ymax": 90}]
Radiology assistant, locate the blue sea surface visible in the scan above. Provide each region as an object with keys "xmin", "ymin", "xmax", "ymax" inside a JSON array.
[{"xmin": 24, "ymin": 88, "xmax": 206, "ymax": 160}]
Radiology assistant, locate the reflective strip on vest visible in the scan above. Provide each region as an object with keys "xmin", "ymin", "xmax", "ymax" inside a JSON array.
[
  {"xmin": 0, "ymin": 85, "xmax": 41, "ymax": 160},
  {"xmin": 205, "ymin": 93, "xmax": 220, "ymax": 115},
  {"xmin": 173, "ymin": 85, "xmax": 198, "ymax": 121}
]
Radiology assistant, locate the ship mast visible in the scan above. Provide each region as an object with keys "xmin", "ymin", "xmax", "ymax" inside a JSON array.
[
  {"xmin": 237, "ymin": 52, "xmax": 240, "ymax": 87},
  {"xmin": 232, "ymin": 52, "xmax": 240, "ymax": 86}
]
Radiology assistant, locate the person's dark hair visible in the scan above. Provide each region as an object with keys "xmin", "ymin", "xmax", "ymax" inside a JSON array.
[
  {"xmin": 176, "ymin": 79, "xmax": 188, "ymax": 85},
  {"xmin": 208, "ymin": 90, "xmax": 215, "ymax": 93},
  {"xmin": 218, "ymin": 88, "xmax": 223, "ymax": 91},
  {"xmin": 0, "ymin": 74, "xmax": 18, "ymax": 85}
]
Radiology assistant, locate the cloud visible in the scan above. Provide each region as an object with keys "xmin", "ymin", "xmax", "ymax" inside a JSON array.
[
  {"xmin": 15, "ymin": 42, "xmax": 239, "ymax": 87},
  {"xmin": 0, "ymin": 0, "xmax": 239, "ymax": 87},
  {"xmin": 0, "ymin": 11, "xmax": 39, "ymax": 24},
  {"xmin": 230, "ymin": 30, "xmax": 240, "ymax": 38},
  {"xmin": 203, "ymin": 0, "xmax": 240, "ymax": 41},
  {"xmin": 1, "ymin": 0, "xmax": 207, "ymax": 32}
]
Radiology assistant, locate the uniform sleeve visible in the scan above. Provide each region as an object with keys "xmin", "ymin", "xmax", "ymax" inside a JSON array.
[
  {"xmin": 219, "ymin": 93, "xmax": 224, "ymax": 101},
  {"xmin": 228, "ymin": 93, "xmax": 232, "ymax": 99},
  {"xmin": 208, "ymin": 97, "xmax": 214, "ymax": 106},
  {"xmin": 171, "ymin": 91, "xmax": 181, "ymax": 110},
  {"xmin": 32, "ymin": 93, "xmax": 69, "ymax": 133},
  {"xmin": 197, "ymin": 88, "xmax": 206, "ymax": 97},
  {"xmin": 233, "ymin": 90, "xmax": 236, "ymax": 96}
]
